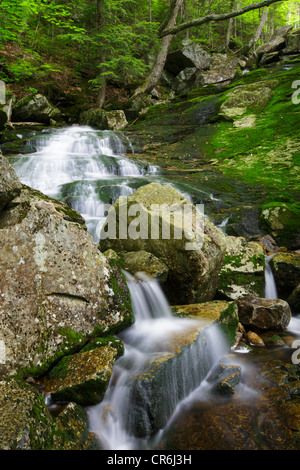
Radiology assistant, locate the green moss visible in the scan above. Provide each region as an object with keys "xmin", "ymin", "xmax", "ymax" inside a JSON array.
[{"xmin": 216, "ymin": 302, "xmax": 239, "ymax": 346}]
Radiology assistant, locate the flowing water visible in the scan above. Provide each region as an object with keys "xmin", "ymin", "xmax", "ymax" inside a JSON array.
[
  {"xmin": 87, "ymin": 272, "xmax": 228, "ymax": 450},
  {"xmin": 264, "ymin": 254, "xmax": 278, "ymax": 299},
  {"xmin": 9, "ymin": 125, "xmax": 158, "ymax": 242}
]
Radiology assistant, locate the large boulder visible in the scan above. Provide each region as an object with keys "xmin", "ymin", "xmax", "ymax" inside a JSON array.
[
  {"xmin": 99, "ymin": 182, "xmax": 227, "ymax": 305},
  {"xmin": 198, "ymin": 53, "xmax": 241, "ymax": 86},
  {"xmin": 219, "ymin": 79, "xmax": 278, "ymax": 121},
  {"xmin": 256, "ymin": 25, "xmax": 293, "ymax": 62},
  {"xmin": 165, "ymin": 41, "xmax": 211, "ymax": 76},
  {"xmin": 0, "ymin": 152, "xmax": 22, "ymax": 212},
  {"xmin": 79, "ymin": 108, "xmax": 128, "ymax": 130},
  {"xmin": 236, "ymin": 295, "xmax": 292, "ymax": 331},
  {"xmin": 38, "ymin": 336, "xmax": 124, "ymax": 406},
  {"xmin": 0, "ymin": 183, "xmax": 133, "ymax": 378},
  {"xmin": 12, "ymin": 94, "xmax": 62, "ymax": 124}
]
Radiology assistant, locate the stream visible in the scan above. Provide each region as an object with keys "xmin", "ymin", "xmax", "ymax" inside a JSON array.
[{"xmin": 6, "ymin": 125, "xmax": 300, "ymax": 450}]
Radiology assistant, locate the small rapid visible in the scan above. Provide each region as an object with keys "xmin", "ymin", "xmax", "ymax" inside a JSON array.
[{"xmin": 87, "ymin": 272, "xmax": 228, "ymax": 450}]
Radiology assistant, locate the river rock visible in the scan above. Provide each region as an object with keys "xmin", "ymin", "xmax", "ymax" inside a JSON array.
[
  {"xmin": 217, "ymin": 236, "xmax": 265, "ymax": 300},
  {"xmin": 206, "ymin": 359, "xmax": 242, "ymax": 394},
  {"xmin": 99, "ymin": 182, "xmax": 227, "ymax": 305},
  {"xmin": 12, "ymin": 94, "xmax": 62, "ymax": 124},
  {"xmin": 0, "ymin": 183, "xmax": 133, "ymax": 378},
  {"xmin": 270, "ymin": 252, "xmax": 300, "ymax": 303},
  {"xmin": 236, "ymin": 295, "xmax": 292, "ymax": 331},
  {"xmin": 0, "ymin": 152, "xmax": 22, "ymax": 212},
  {"xmin": 260, "ymin": 202, "xmax": 300, "ymax": 250},
  {"xmin": 38, "ymin": 337, "xmax": 124, "ymax": 406}
]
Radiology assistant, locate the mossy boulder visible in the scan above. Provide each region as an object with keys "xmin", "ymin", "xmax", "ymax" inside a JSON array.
[
  {"xmin": 218, "ymin": 80, "xmax": 278, "ymax": 121},
  {"xmin": 0, "ymin": 378, "xmax": 98, "ymax": 450},
  {"xmin": 217, "ymin": 236, "xmax": 265, "ymax": 300},
  {"xmin": 99, "ymin": 182, "xmax": 227, "ymax": 305},
  {"xmin": 260, "ymin": 202, "xmax": 300, "ymax": 250},
  {"xmin": 0, "ymin": 181, "xmax": 132, "ymax": 379},
  {"xmin": 0, "ymin": 378, "xmax": 55, "ymax": 450},
  {"xmin": 12, "ymin": 94, "xmax": 62, "ymax": 124},
  {"xmin": 79, "ymin": 108, "xmax": 128, "ymax": 130},
  {"xmin": 38, "ymin": 337, "xmax": 124, "ymax": 406}
]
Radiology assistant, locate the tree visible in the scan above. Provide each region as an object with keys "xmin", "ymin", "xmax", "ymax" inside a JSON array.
[{"xmin": 132, "ymin": 0, "xmax": 287, "ymax": 98}]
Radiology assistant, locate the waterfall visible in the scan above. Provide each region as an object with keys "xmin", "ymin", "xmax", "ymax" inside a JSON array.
[
  {"xmin": 10, "ymin": 126, "xmax": 158, "ymax": 242},
  {"xmin": 87, "ymin": 272, "xmax": 228, "ymax": 450},
  {"xmin": 264, "ymin": 254, "xmax": 278, "ymax": 299}
]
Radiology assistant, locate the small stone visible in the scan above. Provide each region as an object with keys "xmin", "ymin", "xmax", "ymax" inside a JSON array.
[{"xmin": 247, "ymin": 331, "xmax": 265, "ymax": 347}]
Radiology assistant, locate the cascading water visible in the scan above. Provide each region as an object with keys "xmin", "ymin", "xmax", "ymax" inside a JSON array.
[
  {"xmin": 87, "ymin": 272, "xmax": 228, "ymax": 450},
  {"xmin": 9, "ymin": 125, "xmax": 158, "ymax": 242},
  {"xmin": 264, "ymin": 254, "xmax": 278, "ymax": 299}
]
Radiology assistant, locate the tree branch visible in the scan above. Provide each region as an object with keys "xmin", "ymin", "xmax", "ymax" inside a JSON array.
[{"xmin": 159, "ymin": 0, "xmax": 286, "ymax": 37}]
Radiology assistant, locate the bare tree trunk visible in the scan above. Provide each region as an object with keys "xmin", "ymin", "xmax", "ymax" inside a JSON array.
[
  {"xmin": 131, "ymin": 0, "xmax": 184, "ymax": 98},
  {"xmin": 242, "ymin": 7, "xmax": 269, "ymax": 55},
  {"xmin": 96, "ymin": 0, "xmax": 106, "ymax": 108},
  {"xmin": 224, "ymin": 0, "xmax": 235, "ymax": 50}
]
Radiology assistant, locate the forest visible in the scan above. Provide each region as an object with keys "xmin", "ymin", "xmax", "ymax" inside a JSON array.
[{"xmin": 0, "ymin": 0, "xmax": 298, "ymax": 111}]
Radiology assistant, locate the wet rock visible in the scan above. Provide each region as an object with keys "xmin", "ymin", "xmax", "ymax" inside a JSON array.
[
  {"xmin": 236, "ymin": 295, "xmax": 292, "ymax": 331},
  {"xmin": 246, "ymin": 331, "xmax": 265, "ymax": 347},
  {"xmin": 121, "ymin": 250, "xmax": 169, "ymax": 283},
  {"xmin": 206, "ymin": 359, "xmax": 242, "ymax": 394},
  {"xmin": 217, "ymin": 236, "xmax": 265, "ymax": 300},
  {"xmin": 79, "ymin": 108, "xmax": 127, "ymax": 130},
  {"xmin": 0, "ymin": 184, "xmax": 133, "ymax": 378},
  {"xmin": 38, "ymin": 337, "xmax": 124, "ymax": 406},
  {"xmin": 0, "ymin": 152, "xmax": 22, "ymax": 212},
  {"xmin": 12, "ymin": 94, "xmax": 62, "ymax": 125},
  {"xmin": 53, "ymin": 402, "xmax": 98, "ymax": 450},
  {"xmin": 270, "ymin": 252, "xmax": 300, "ymax": 303},
  {"xmin": 99, "ymin": 182, "xmax": 227, "ymax": 305}
]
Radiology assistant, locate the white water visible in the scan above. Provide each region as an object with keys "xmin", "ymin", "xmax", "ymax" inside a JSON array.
[
  {"xmin": 87, "ymin": 272, "xmax": 228, "ymax": 450},
  {"xmin": 10, "ymin": 126, "xmax": 158, "ymax": 242},
  {"xmin": 264, "ymin": 254, "xmax": 278, "ymax": 299}
]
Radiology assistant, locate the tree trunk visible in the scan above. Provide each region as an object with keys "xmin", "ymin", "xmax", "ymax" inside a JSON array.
[
  {"xmin": 96, "ymin": 0, "xmax": 106, "ymax": 108},
  {"xmin": 224, "ymin": 0, "xmax": 236, "ymax": 50},
  {"xmin": 248, "ymin": 7, "xmax": 269, "ymax": 52},
  {"xmin": 131, "ymin": 0, "xmax": 184, "ymax": 98}
]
